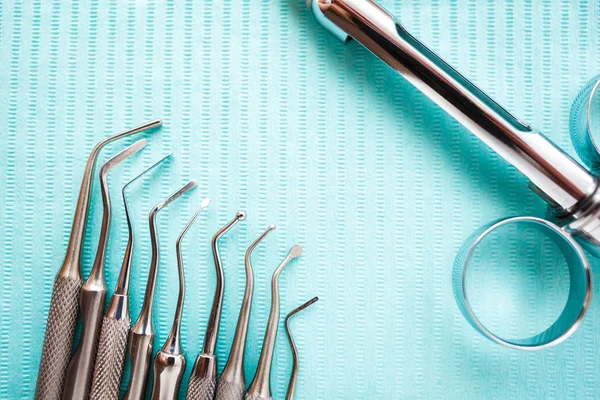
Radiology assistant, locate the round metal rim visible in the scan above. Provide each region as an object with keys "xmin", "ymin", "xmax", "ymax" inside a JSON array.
[
  {"xmin": 457, "ymin": 216, "xmax": 592, "ymax": 350},
  {"xmin": 586, "ymin": 78, "xmax": 600, "ymax": 156}
]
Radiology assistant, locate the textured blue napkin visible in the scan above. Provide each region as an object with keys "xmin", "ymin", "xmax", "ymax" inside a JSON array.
[{"xmin": 1, "ymin": 0, "xmax": 600, "ymax": 398}]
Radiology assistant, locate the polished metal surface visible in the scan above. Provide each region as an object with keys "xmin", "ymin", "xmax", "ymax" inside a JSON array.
[
  {"xmin": 150, "ymin": 199, "xmax": 210, "ymax": 400},
  {"xmin": 307, "ymin": 0, "xmax": 600, "ymax": 347},
  {"xmin": 216, "ymin": 225, "xmax": 277, "ymax": 400},
  {"xmin": 313, "ymin": 0, "xmax": 598, "ymax": 217},
  {"xmin": 245, "ymin": 245, "xmax": 302, "ymax": 400},
  {"xmin": 62, "ymin": 139, "xmax": 147, "ymax": 400},
  {"xmin": 35, "ymin": 119, "xmax": 161, "ymax": 400},
  {"xmin": 453, "ymin": 217, "xmax": 592, "ymax": 350},
  {"xmin": 284, "ymin": 297, "xmax": 319, "ymax": 400},
  {"xmin": 187, "ymin": 211, "xmax": 246, "ymax": 400},
  {"xmin": 89, "ymin": 154, "xmax": 171, "ymax": 400},
  {"xmin": 123, "ymin": 180, "xmax": 198, "ymax": 400},
  {"xmin": 150, "ymin": 351, "xmax": 187, "ymax": 400}
]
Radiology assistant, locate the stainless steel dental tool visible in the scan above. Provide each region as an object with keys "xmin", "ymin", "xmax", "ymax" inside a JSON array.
[
  {"xmin": 149, "ymin": 198, "xmax": 211, "ymax": 400},
  {"xmin": 245, "ymin": 245, "xmax": 303, "ymax": 400},
  {"xmin": 35, "ymin": 119, "xmax": 161, "ymax": 400},
  {"xmin": 285, "ymin": 297, "xmax": 319, "ymax": 400},
  {"xmin": 216, "ymin": 225, "xmax": 277, "ymax": 400},
  {"xmin": 62, "ymin": 140, "xmax": 147, "ymax": 400},
  {"xmin": 186, "ymin": 211, "xmax": 247, "ymax": 400},
  {"xmin": 89, "ymin": 153, "xmax": 172, "ymax": 400},
  {"xmin": 123, "ymin": 180, "xmax": 198, "ymax": 400},
  {"xmin": 307, "ymin": 0, "xmax": 598, "ymax": 349}
]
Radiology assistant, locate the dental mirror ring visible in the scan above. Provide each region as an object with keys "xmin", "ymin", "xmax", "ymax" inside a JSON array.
[
  {"xmin": 570, "ymin": 75, "xmax": 600, "ymax": 170},
  {"xmin": 453, "ymin": 216, "xmax": 592, "ymax": 350}
]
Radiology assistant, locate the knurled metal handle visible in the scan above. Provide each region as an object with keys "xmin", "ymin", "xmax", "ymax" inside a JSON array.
[
  {"xmin": 35, "ymin": 276, "xmax": 82, "ymax": 400},
  {"xmin": 215, "ymin": 380, "xmax": 245, "ymax": 400},
  {"xmin": 89, "ymin": 316, "xmax": 131, "ymax": 400},
  {"xmin": 244, "ymin": 394, "xmax": 270, "ymax": 400},
  {"xmin": 186, "ymin": 376, "xmax": 216, "ymax": 400}
]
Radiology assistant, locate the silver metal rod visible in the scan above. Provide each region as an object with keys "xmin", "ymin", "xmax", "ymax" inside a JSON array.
[
  {"xmin": 246, "ymin": 245, "xmax": 303, "ymax": 400},
  {"xmin": 285, "ymin": 297, "xmax": 319, "ymax": 400}
]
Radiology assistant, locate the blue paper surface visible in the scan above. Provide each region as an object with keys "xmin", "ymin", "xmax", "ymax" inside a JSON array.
[{"xmin": 1, "ymin": 0, "xmax": 600, "ymax": 398}]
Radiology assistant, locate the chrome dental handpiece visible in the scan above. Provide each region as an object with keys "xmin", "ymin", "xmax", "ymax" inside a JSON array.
[{"xmin": 307, "ymin": 0, "xmax": 595, "ymax": 349}]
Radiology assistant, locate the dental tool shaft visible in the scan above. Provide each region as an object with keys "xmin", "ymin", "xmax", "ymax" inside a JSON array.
[
  {"xmin": 89, "ymin": 154, "xmax": 171, "ymax": 400},
  {"xmin": 216, "ymin": 225, "xmax": 277, "ymax": 400},
  {"xmin": 35, "ymin": 119, "xmax": 161, "ymax": 400},
  {"xmin": 186, "ymin": 211, "xmax": 246, "ymax": 400},
  {"xmin": 62, "ymin": 140, "xmax": 147, "ymax": 400},
  {"xmin": 150, "ymin": 199, "xmax": 210, "ymax": 400},
  {"xmin": 246, "ymin": 245, "xmax": 303, "ymax": 400},
  {"xmin": 285, "ymin": 297, "xmax": 319, "ymax": 400},
  {"xmin": 124, "ymin": 180, "xmax": 198, "ymax": 400}
]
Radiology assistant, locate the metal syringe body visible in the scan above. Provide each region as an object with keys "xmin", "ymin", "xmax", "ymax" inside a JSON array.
[{"xmin": 310, "ymin": 0, "xmax": 600, "ymax": 251}]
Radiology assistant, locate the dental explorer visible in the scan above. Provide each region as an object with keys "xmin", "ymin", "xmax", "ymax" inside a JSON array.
[
  {"xmin": 123, "ymin": 180, "xmax": 198, "ymax": 400},
  {"xmin": 215, "ymin": 225, "xmax": 277, "ymax": 400},
  {"xmin": 307, "ymin": 0, "xmax": 595, "ymax": 348},
  {"xmin": 245, "ymin": 245, "xmax": 303, "ymax": 400},
  {"xmin": 62, "ymin": 139, "xmax": 147, "ymax": 400},
  {"xmin": 89, "ymin": 153, "xmax": 172, "ymax": 400},
  {"xmin": 149, "ymin": 199, "xmax": 211, "ymax": 400},
  {"xmin": 284, "ymin": 297, "xmax": 319, "ymax": 400},
  {"xmin": 35, "ymin": 119, "xmax": 161, "ymax": 400},
  {"xmin": 186, "ymin": 211, "xmax": 247, "ymax": 400}
]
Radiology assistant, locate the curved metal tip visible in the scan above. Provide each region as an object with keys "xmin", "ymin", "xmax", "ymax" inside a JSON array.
[
  {"xmin": 236, "ymin": 211, "xmax": 247, "ymax": 221},
  {"xmin": 285, "ymin": 296, "xmax": 319, "ymax": 400},
  {"xmin": 122, "ymin": 153, "xmax": 172, "ymax": 193},
  {"xmin": 100, "ymin": 139, "xmax": 147, "ymax": 175},
  {"xmin": 288, "ymin": 245, "xmax": 303, "ymax": 259},
  {"xmin": 268, "ymin": 224, "xmax": 277, "ymax": 230},
  {"xmin": 151, "ymin": 180, "xmax": 197, "ymax": 214},
  {"xmin": 201, "ymin": 198, "xmax": 212, "ymax": 208}
]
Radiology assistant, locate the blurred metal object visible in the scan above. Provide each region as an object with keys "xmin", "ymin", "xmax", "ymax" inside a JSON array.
[
  {"xmin": 186, "ymin": 211, "xmax": 247, "ymax": 400},
  {"xmin": 245, "ymin": 245, "xmax": 303, "ymax": 400},
  {"xmin": 89, "ymin": 154, "xmax": 172, "ymax": 400},
  {"xmin": 35, "ymin": 119, "xmax": 161, "ymax": 400},
  {"xmin": 150, "ymin": 199, "xmax": 211, "ymax": 400},
  {"xmin": 306, "ymin": 0, "xmax": 597, "ymax": 348},
  {"xmin": 123, "ymin": 180, "xmax": 198, "ymax": 400},
  {"xmin": 284, "ymin": 297, "xmax": 319, "ymax": 400},
  {"xmin": 216, "ymin": 225, "xmax": 277, "ymax": 400},
  {"xmin": 62, "ymin": 139, "xmax": 147, "ymax": 400}
]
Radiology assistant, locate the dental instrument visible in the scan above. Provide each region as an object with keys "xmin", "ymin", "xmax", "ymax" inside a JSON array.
[
  {"xmin": 123, "ymin": 180, "xmax": 198, "ymax": 400},
  {"xmin": 186, "ymin": 211, "xmax": 247, "ymax": 400},
  {"xmin": 35, "ymin": 119, "xmax": 161, "ymax": 400},
  {"xmin": 284, "ymin": 297, "xmax": 318, "ymax": 400},
  {"xmin": 149, "ymin": 198, "xmax": 211, "ymax": 400},
  {"xmin": 245, "ymin": 245, "xmax": 303, "ymax": 400},
  {"xmin": 215, "ymin": 225, "xmax": 277, "ymax": 400},
  {"xmin": 89, "ymin": 153, "xmax": 172, "ymax": 400}
]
